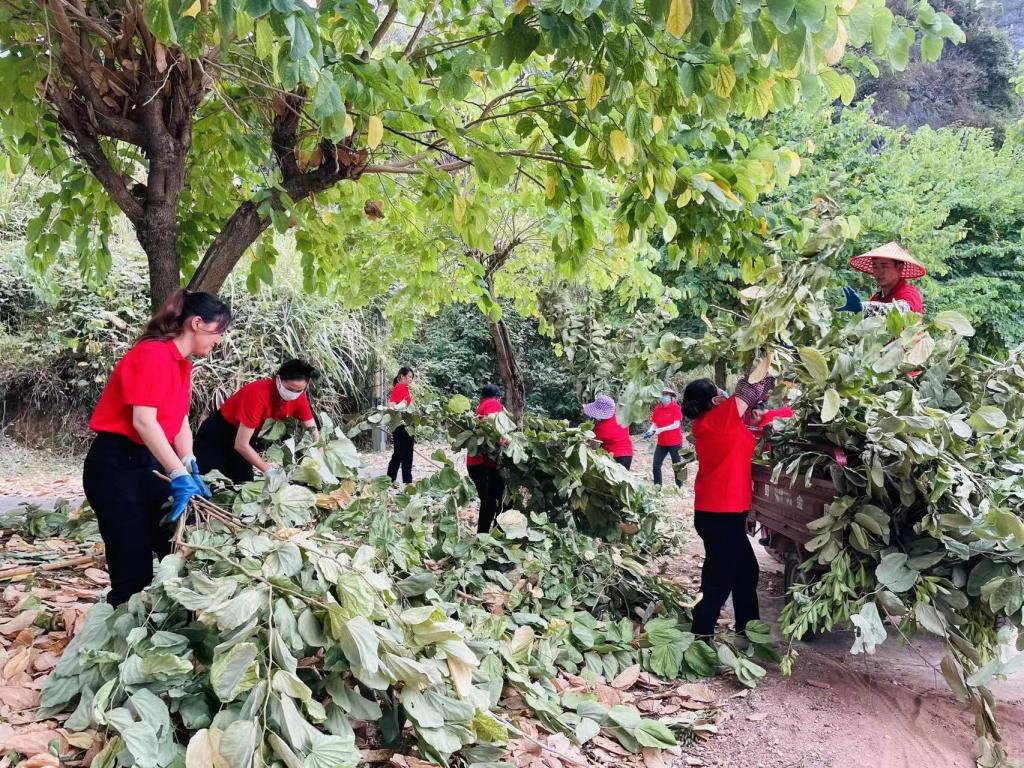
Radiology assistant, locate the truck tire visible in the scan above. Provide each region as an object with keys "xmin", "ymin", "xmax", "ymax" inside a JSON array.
[{"xmin": 783, "ymin": 551, "xmax": 816, "ymax": 642}]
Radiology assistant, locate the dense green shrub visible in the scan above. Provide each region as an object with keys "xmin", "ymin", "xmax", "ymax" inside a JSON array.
[{"xmin": 0, "ymin": 251, "xmax": 387, "ymax": 445}]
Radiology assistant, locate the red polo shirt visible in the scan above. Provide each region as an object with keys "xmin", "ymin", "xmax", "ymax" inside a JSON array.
[
  {"xmin": 871, "ymin": 279, "xmax": 924, "ymax": 315},
  {"xmin": 89, "ymin": 339, "xmax": 192, "ymax": 444},
  {"xmin": 467, "ymin": 397, "xmax": 502, "ymax": 468},
  {"xmin": 220, "ymin": 378, "xmax": 314, "ymax": 429},
  {"xmin": 389, "ymin": 383, "xmax": 412, "ymax": 406},
  {"xmin": 691, "ymin": 397, "xmax": 756, "ymax": 513},
  {"xmin": 593, "ymin": 417, "xmax": 633, "ymax": 458},
  {"xmin": 651, "ymin": 402, "xmax": 683, "ymax": 447}
]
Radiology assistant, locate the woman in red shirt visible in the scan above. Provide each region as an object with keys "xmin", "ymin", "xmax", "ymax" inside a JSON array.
[
  {"xmin": 582, "ymin": 394, "xmax": 633, "ymax": 469},
  {"xmin": 467, "ymin": 384, "xmax": 505, "ymax": 533},
  {"xmin": 682, "ymin": 369, "xmax": 775, "ymax": 638},
  {"xmin": 644, "ymin": 387, "xmax": 683, "ymax": 486},
  {"xmin": 386, "ymin": 367, "xmax": 416, "ymax": 484},
  {"xmin": 84, "ymin": 289, "xmax": 231, "ymax": 606},
  {"xmin": 194, "ymin": 359, "xmax": 319, "ymax": 483}
]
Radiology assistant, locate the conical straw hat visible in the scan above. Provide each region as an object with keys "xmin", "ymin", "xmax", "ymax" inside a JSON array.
[{"xmin": 849, "ymin": 242, "xmax": 927, "ymax": 279}]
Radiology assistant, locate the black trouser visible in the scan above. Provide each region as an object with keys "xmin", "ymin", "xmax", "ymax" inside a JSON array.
[
  {"xmin": 467, "ymin": 463, "xmax": 505, "ymax": 533},
  {"xmin": 387, "ymin": 426, "xmax": 414, "ymax": 484},
  {"xmin": 83, "ymin": 433, "xmax": 173, "ymax": 607},
  {"xmin": 691, "ymin": 511, "xmax": 760, "ymax": 637},
  {"xmin": 195, "ymin": 411, "xmax": 256, "ymax": 484},
  {"xmin": 615, "ymin": 455, "xmax": 633, "ymax": 470},
  {"xmin": 652, "ymin": 444, "xmax": 681, "ymax": 486}
]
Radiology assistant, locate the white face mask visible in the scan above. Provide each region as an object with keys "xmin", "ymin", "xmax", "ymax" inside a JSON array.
[{"xmin": 276, "ymin": 377, "xmax": 303, "ymax": 402}]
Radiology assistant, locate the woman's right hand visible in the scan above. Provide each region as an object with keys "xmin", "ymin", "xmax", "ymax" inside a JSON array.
[{"xmin": 168, "ymin": 473, "xmax": 203, "ymax": 522}]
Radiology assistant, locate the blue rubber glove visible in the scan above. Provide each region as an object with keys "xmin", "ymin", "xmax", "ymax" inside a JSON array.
[
  {"xmin": 837, "ymin": 286, "xmax": 863, "ymax": 313},
  {"xmin": 643, "ymin": 429, "xmax": 656, "ymax": 440},
  {"xmin": 184, "ymin": 456, "xmax": 212, "ymax": 498},
  {"xmin": 169, "ymin": 474, "xmax": 202, "ymax": 522}
]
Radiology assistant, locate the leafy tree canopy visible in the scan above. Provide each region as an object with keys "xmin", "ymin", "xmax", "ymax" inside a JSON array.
[{"xmin": 0, "ymin": 0, "xmax": 961, "ymax": 308}]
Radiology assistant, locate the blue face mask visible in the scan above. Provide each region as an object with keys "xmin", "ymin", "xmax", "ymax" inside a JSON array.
[{"xmin": 660, "ymin": 395, "xmax": 671, "ymax": 405}]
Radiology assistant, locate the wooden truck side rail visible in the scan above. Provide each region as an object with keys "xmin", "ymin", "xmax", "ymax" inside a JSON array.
[{"xmin": 750, "ymin": 463, "xmax": 837, "ymax": 559}]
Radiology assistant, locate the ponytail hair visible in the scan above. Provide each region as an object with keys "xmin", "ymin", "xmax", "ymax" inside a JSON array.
[
  {"xmin": 682, "ymin": 378, "xmax": 718, "ymax": 420},
  {"xmin": 394, "ymin": 366, "xmax": 415, "ymax": 385},
  {"xmin": 139, "ymin": 289, "xmax": 232, "ymax": 342}
]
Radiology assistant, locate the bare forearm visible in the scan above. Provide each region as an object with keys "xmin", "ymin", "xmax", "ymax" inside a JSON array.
[
  {"xmin": 235, "ymin": 443, "xmax": 270, "ymax": 472},
  {"xmin": 135, "ymin": 421, "xmax": 185, "ymax": 474}
]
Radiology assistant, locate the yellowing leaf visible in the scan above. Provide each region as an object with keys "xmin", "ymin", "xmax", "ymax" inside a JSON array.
[
  {"xmin": 609, "ymin": 130, "xmax": 632, "ymax": 164},
  {"xmin": 613, "ymin": 221, "xmax": 631, "ymax": 246},
  {"xmin": 585, "ymin": 72, "xmax": 605, "ymax": 110},
  {"xmin": 666, "ymin": 0, "xmax": 693, "ymax": 38},
  {"xmin": 781, "ymin": 149, "xmax": 801, "ymax": 175},
  {"xmin": 469, "ymin": 70, "xmax": 485, "ymax": 86},
  {"xmin": 825, "ymin": 18, "xmax": 849, "ymax": 65},
  {"xmin": 652, "ymin": 115, "xmax": 664, "ymax": 134},
  {"xmin": 713, "ymin": 65, "xmax": 736, "ymax": 98},
  {"xmin": 183, "ymin": 0, "xmax": 201, "ymax": 17},
  {"xmin": 453, "ymin": 195, "xmax": 467, "ymax": 227},
  {"xmin": 514, "ymin": 0, "xmax": 529, "ymax": 13},
  {"xmin": 677, "ymin": 188, "xmax": 692, "ymax": 207},
  {"xmin": 805, "ymin": 139, "xmax": 816, "ymax": 154},
  {"xmin": 545, "ymin": 175, "xmax": 557, "ymax": 200},
  {"xmin": 759, "ymin": 217, "xmax": 768, "ymax": 236},
  {"xmin": 367, "ymin": 116, "xmax": 383, "ymax": 149},
  {"xmin": 821, "ymin": 388, "xmax": 841, "ymax": 423},
  {"xmin": 644, "ymin": 172, "xmax": 655, "ymax": 199},
  {"xmin": 715, "ymin": 179, "xmax": 740, "ymax": 204},
  {"xmin": 343, "ymin": 114, "xmax": 354, "ymax": 137}
]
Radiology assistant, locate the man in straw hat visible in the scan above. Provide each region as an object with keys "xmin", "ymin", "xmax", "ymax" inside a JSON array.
[{"xmin": 837, "ymin": 242, "xmax": 926, "ymax": 317}]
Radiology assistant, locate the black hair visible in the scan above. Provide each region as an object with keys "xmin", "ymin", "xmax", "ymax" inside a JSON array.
[
  {"xmin": 394, "ymin": 366, "xmax": 415, "ymax": 385},
  {"xmin": 139, "ymin": 289, "xmax": 232, "ymax": 342},
  {"xmin": 481, "ymin": 383, "xmax": 502, "ymax": 399},
  {"xmin": 682, "ymin": 378, "xmax": 718, "ymax": 420},
  {"xmin": 277, "ymin": 359, "xmax": 318, "ymax": 382}
]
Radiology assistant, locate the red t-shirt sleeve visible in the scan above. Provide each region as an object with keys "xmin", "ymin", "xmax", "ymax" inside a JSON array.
[
  {"xmin": 234, "ymin": 382, "xmax": 269, "ymax": 429},
  {"xmin": 389, "ymin": 384, "xmax": 411, "ymax": 405},
  {"xmin": 896, "ymin": 283, "xmax": 924, "ymax": 314},
  {"xmin": 477, "ymin": 399, "xmax": 503, "ymax": 417},
  {"xmin": 120, "ymin": 343, "xmax": 178, "ymax": 408},
  {"xmin": 294, "ymin": 393, "xmax": 314, "ymax": 422}
]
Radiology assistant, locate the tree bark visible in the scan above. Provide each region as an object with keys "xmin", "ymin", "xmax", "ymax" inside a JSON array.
[
  {"xmin": 714, "ymin": 358, "xmax": 728, "ymax": 390},
  {"xmin": 488, "ymin": 316, "xmax": 526, "ymax": 426}
]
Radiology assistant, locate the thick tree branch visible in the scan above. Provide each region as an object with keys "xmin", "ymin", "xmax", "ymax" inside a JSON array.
[
  {"xmin": 365, "ymin": 1, "xmax": 399, "ymax": 58},
  {"xmin": 46, "ymin": 84, "xmax": 144, "ymax": 224},
  {"xmin": 403, "ymin": 4, "xmax": 434, "ymax": 57}
]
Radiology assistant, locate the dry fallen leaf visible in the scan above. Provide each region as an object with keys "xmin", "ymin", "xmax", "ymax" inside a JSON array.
[
  {"xmin": 610, "ymin": 664, "xmax": 641, "ymax": 690},
  {"xmin": 0, "ymin": 685, "xmax": 40, "ymax": 711},
  {"xmin": 0, "ymin": 611, "xmax": 40, "ymax": 636},
  {"xmin": 20, "ymin": 753, "xmax": 59, "ymax": 768},
  {"xmin": 3, "ymin": 647, "xmax": 34, "ymax": 681},
  {"xmin": 676, "ymin": 683, "xmax": 715, "ymax": 703}
]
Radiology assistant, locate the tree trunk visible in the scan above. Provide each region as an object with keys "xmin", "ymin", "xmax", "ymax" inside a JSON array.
[
  {"xmin": 187, "ymin": 201, "xmax": 270, "ymax": 295},
  {"xmin": 714, "ymin": 358, "xmax": 728, "ymax": 390},
  {"xmin": 138, "ymin": 206, "xmax": 183, "ymax": 311},
  {"xmin": 488, "ymin": 317, "xmax": 526, "ymax": 426}
]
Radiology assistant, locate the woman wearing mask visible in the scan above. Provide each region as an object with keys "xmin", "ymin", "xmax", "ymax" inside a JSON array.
[
  {"xmin": 194, "ymin": 359, "xmax": 320, "ymax": 483},
  {"xmin": 644, "ymin": 387, "xmax": 683, "ymax": 486},
  {"xmin": 84, "ymin": 289, "xmax": 231, "ymax": 606},
  {"xmin": 682, "ymin": 369, "xmax": 775, "ymax": 639},
  {"xmin": 466, "ymin": 384, "xmax": 506, "ymax": 533},
  {"xmin": 386, "ymin": 367, "xmax": 416, "ymax": 485},
  {"xmin": 582, "ymin": 394, "xmax": 633, "ymax": 469}
]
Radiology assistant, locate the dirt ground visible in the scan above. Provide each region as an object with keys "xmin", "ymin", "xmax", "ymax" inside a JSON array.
[{"xmin": 2, "ymin": 437, "xmax": 1024, "ymax": 768}]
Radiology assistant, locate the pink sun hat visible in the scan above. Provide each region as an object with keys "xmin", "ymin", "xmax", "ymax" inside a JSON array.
[{"xmin": 583, "ymin": 394, "xmax": 617, "ymax": 421}]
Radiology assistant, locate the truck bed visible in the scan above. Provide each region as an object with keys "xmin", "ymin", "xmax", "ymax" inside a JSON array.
[{"xmin": 750, "ymin": 464, "xmax": 836, "ymax": 552}]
